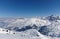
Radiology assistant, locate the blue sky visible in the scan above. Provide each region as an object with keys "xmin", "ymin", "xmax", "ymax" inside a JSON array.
[{"xmin": 0, "ymin": 0, "xmax": 60, "ymax": 17}]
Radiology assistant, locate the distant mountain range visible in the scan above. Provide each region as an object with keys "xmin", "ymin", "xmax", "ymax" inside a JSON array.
[{"xmin": 0, "ymin": 15, "xmax": 60, "ymax": 39}]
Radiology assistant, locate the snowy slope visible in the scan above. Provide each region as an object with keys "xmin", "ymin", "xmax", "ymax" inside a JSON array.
[{"xmin": 0, "ymin": 29, "xmax": 51, "ymax": 39}]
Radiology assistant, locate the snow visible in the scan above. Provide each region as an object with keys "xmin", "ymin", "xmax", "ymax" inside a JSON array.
[
  {"xmin": 0, "ymin": 28, "xmax": 15, "ymax": 34},
  {"xmin": 25, "ymin": 18, "xmax": 51, "ymax": 26},
  {"xmin": 0, "ymin": 16, "xmax": 60, "ymax": 39},
  {"xmin": 7, "ymin": 17, "xmax": 51, "ymax": 29}
]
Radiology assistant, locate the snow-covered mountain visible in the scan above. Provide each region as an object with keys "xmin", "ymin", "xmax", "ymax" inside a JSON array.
[
  {"xmin": 0, "ymin": 15, "xmax": 60, "ymax": 39},
  {"xmin": 7, "ymin": 17, "xmax": 51, "ymax": 30}
]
